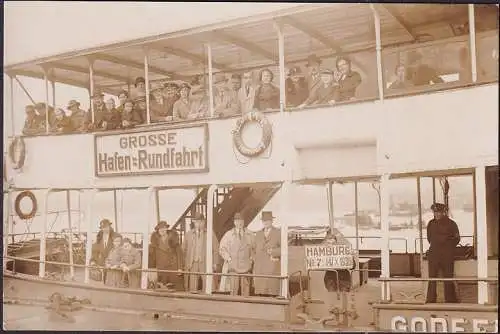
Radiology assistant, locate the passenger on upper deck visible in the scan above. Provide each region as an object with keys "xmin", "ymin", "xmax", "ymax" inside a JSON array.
[
  {"xmin": 388, "ymin": 64, "xmax": 413, "ymax": 90},
  {"xmin": 190, "ymin": 78, "xmax": 210, "ymax": 119},
  {"xmin": 406, "ymin": 51, "xmax": 444, "ymax": 86},
  {"xmin": 131, "ymin": 76, "xmax": 146, "ymax": 99},
  {"xmin": 238, "ymin": 71, "xmax": 256, "ymax": 114},
  {"xmin": 212, "ymin": 73, "xmax": 233, "ymax": 117},
  {"xmin": 254, "ymin": 68, "xmax": 280, "ymax": 111},
  {"xmin": 50, "ymin": 108, "xmax": 74, "ymax": 134},
  {"xmin": 121, "ymin": 99, "xmax": 143, "ymax": 129},
  {"xmin": 162, "ymin": 82, "xmax": 180, "ymax": 119},
  {"xmin": 334, "ymin": 56, "xmax": 362, "ymax": 101},
  {"xmin": 150, "ymin": 83, "xmax": 170, "ymax": 123},
  {"xmin": 116, "ymin": 90, "xmax": 128, "ymax": 112},
  {"xmin": 103, "ymin": 98, "xmax": 121, "ymax": 130},
  {"xmin": 133, "ymin": 96, "xmax": 147, "ymax": 124},
  {"xmin": 300, "ymin": 68, "xmax": 339, "ymax": 107},
  {"xmin": 305, "ymin": 54, "xmax": 322, "ymax": 93},
  {"xmin": 22, "ymin": 105, "xmax": 43, "ymax": 135},
  {"xmin": 66, "ymin": 100, "xmax": 89, "ymax": 132},
  {"xmin": 217, "ymin": 73, "xmax": 242, "ymax": 117},
  {"xmin": 34, "ymin": 102, "xmax": 55, "ymax": 130},
  {"xmin": 173, "ymin": 83, "xmax": 199, "ymax": 121},
  {"xmin": 285, "ymin": 66, "xmax": 308, "ymax": 108},
  {"xmin": 87, "ymin": 91, "xmax": 108, "ymax": 130}
]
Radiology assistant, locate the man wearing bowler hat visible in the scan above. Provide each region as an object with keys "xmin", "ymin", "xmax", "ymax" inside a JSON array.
[
  {"xmin": 426, "ymin": 203, "xmax": 460, "ymax": 303},
  {"xmin": 305, "ymin": 54, "xmax": 322, "ymax": 93},
  {"xmin": 253, "ymin": 211, "xmax": 281, "ymax": 297},
  {"xmin": 219, "ymin": 212, "xmax": 255, "ymax": 296},
  {"xmin": 87, "ymin": 90, "xmax": 108, "ymax": 130}
]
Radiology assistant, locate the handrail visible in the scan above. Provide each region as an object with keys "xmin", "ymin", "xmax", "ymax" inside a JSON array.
[
  {"xmin": 413, "ymin": 235, "xmax": 474, "ymax": 253},
  {"xmin": 3, "ymin": 255, "xmax": 287, "ymax": 280},
  {"xmin": 378, "ymin": 277, "xmax": 498, "ymax": 282}
]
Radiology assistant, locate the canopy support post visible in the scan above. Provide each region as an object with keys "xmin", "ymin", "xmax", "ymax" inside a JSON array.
[
  {"xmin": 51, "ymin": 79, "xmax": 56, "ymax": 113},
  {"xmin": 468, "ymin": 4, "xmax": 478, "ymax": 83},
  {"xmin": 141, "ymin": 187, "xmax": 155, "ymax": 289},
  {"xmin": 143, "ymin": 47, "xmax": 151, "ymax": 124},
  {"xmin": 432, "ymin": 177, "xmax": 436, "ymax": 203},
  {"xmin": 43, "ymin": 66, "xmax": 50, "ymax": 134},
  {"xmin": 380, "ymin": 174, "xmax": 391, "ymax": 301},
  {"xmin": 474, "ymin": 166, "xmax": 488, "ymax": 304},
  {"xmin": 327, "ymin": 181, "xmax": 334, "ymax": 231},
  {"xmin": 155, "ymin": 189, "xmax": 160, "ymax": 224},
  {"xmin": 354, "ymin": 181, "xmax": 360, "ymax": 252},
  {"xmin": 205, "ymin": 43, "xmax": 215, "ymax": 118},
  {"xmin": 88, "ymin": 57, "xmax": 95, "ymax": 124},
  {"xmin": 275, "ymin": 20, "xmax": 286, "ymax": 114},
  {"xmin": 113, "ymin": 190, "xmax": 118, "ymax": 233},
  {"xmin": 84, "ymin": 189, "xmax": 97, "ymax": 284},
  {"xmin": 370, "ymin": 4, "xmax": 384, "ymax": 101},
  {"xmin": 66, "ymin": 190, "xmax": 75, "ymax": 279},
  {"xmin": 205, "ymin": 184, "xmax": 217, "ymax": 294},
  {"xmin": 416, "ymin": 177, "xmax": 424, "ymax": 276},
  {"xmin": 3, "ymin": 191, "xmax": 12, "ymax": 271},
  {"xmin": 39, "ymin": 189, "xmax": 52, "ymax": 278},
  {"xmin": 9, "ymin": 75, "xmax": 16, "ymax": 136}
]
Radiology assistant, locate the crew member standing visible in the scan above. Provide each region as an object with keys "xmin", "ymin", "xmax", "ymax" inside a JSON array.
[{"xmin": 426, "ymin": 203, "xmax": 460, "ymax": 303}]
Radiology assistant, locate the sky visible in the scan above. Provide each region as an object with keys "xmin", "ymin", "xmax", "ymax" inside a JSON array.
[{"xmin": 3, "ymin": 2, "xmax": 476, "ymax": 236}]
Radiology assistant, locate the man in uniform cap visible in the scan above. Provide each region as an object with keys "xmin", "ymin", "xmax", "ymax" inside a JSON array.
[
  {"xmin": 253, "ymin": 211, "xmax": 281, "ymax": 297},
  {"xmin": 219, "ymin": 212, "xmax": 255, "ymax": 296},
  {"xmin": 183, "ymin": 212, "xmax": 221, "ymax": 293},
  {"xmin": 426, "ymin": 202, "xmax": 460, "ymax": 303}
]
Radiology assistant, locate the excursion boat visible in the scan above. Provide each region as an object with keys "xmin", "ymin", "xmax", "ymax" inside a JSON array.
[{"xmin": 3, "ymin": 3, "xmax": 499, "ymax": 332}]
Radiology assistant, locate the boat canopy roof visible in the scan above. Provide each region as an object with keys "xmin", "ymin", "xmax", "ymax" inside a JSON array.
[{"xmin": 5, "ymin": 3, "xmax": 495, "ymax": 96}]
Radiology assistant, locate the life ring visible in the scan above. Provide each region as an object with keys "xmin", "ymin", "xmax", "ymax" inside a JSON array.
[
  {"xmin": 15, "ymin": 190, "xmax": 38, "ymax": 220},
  {"xmin": 8, "ymin": 136, "xmax": 26, "ymax": 170},
  {"xmin": 232, "ymin": 111, "xmax": 272, "ymax": 157}
]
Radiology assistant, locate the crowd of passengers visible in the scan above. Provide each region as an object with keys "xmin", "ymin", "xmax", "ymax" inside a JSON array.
[
  {"xmin": 23, "ymin": 51, "xmax": 445, "ymax": 136},
  {"xmin": 90, "ymin": 211, "xmax": 282, "ymax": 297}
]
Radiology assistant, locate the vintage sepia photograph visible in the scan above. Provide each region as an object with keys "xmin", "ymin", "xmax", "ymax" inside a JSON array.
[{"xmin": 3, "ymin": 1, "xmax": 499, "ymax": 332}]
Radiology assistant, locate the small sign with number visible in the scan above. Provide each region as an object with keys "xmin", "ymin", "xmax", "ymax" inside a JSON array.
[{"xmin": 304, "ymin": 244, "xmax": 354, "ymax": 270}]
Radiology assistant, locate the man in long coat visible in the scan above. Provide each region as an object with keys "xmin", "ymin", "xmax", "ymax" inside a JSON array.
[
  {"xmin": 253, "ymin": 211, "xmax": 281, "ymax": 297},
  {"xmin": 90, "ymin": 219, "xmax": 118, "ymax": 282},
  {"xmin": 426, "ymin": 203, "xmax": 460, "ymax": 303},
  {"xmin": 183, "ymin": 212, "xmax": 220, "ymax": 293},
  {"xmin": 219, "ymin": 212, "xmax": 255, "ymax": 296}
]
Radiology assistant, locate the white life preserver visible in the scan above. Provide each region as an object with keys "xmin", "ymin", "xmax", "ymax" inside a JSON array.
[
  {"xmin": 232, "ymin": 111, "xmax": 272, "ymax": 158},
  {"xmin": 8, "ymin": 136, "xmax": 26, "ymax": 170}
]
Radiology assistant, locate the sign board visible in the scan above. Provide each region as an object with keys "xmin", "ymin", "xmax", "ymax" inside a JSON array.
[
  {"xmin": 305, "ymin": 243, "xmax": 354, "ymax": 270},
  {"xmin": 94, "ymin": 124, "xmax": 209, "ymax": 177}
]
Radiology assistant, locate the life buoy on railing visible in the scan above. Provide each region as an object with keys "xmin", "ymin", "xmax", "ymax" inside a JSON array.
[
  {"xmin": 8, "ymin": 136, "xmax": 26, "ymax": 170},
  {"xmin": 15, "ymin": 190, "xmax": 38, "ymax": 220},
  {"xmin": 232, "ymin": 111, "xmax": 273, "ymax": 158}
]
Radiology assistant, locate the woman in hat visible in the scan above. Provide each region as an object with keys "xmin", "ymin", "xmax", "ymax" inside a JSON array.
[
  {"xmin": 50, "ymin": 108, "xmax": 74, "ymax": 134},
  {"xmin": 34, "ymin": 102, "xmax": 55, "ymax": 131},
  {"xmin": 254, "ymin": 68, "xmax": 280, "ymax": 111},
  {"xmin": 67, "ymin": 99, "xmax": 90, "ymax": 132},
  {"xmin": 90, "ymin": 219, "xmax": 118, "ymax": 271},
  {"xmin": 285, "ymin": 66, "xmax": 309, "ymax": 108},
  {"xmin": 173, "ymin": 83, "xmax": 205, "ymax": 121},
  {"xmin": 148, "ymin": 221, "xmax": 184, "ymax": 290},
  {"xmin": 104, "ymin": 234, "xmax": 123, "ymax": 287},
  {"xmin": 300, "ymin": 68, "xmax": 339, "ymax": 107},
  {"xmin": 121, "ymin": 99, "xmax": 143, "ymax": 129},
  {"xmin": 150, "ymin": 84, "xmax": 170, "ymax": 122},
  {"xmin": 118, "ymin": 237, "xmax": 142, "ymax": 289}
]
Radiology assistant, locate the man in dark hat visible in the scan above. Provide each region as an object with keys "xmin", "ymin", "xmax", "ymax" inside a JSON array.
[
  {"xmin": 305, "ymin": 54, "xmax": 322, "ymax": 93},
  {"xmin": 132, "ymin": 77, "xmax": 146, "ymax": 99},
  {"xmin": 426, "ymin": 203, "xmax": 460, "ymax": 303},
  {"xmin": 219, "ymin": 212, "xmax": 255, "ymax": 296},
  {"xmin": 253, "ymin": 211, "xmax": 281, "ymax": 297},
  {"xmin": 67, "ymin": 99, "xmax": 90, "ymax": 132},
  {"xmin": 285, "ymin": 66, "xmax": 308, "ymax": 107},
  {"xmin": 150, "ymin": 83, "xmax": 170, "ymax": 122},
  {"xmin": 183, "ymin": 212, "xmax": 221, "ymax": 293},
  {"xmin": 87, "ymin": 90, "xmax": 108, "ymax": 130}
]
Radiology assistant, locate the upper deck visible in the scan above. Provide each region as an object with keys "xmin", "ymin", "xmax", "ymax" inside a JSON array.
[{"xmin": 4, "ymin": 3, "xmax": 499, "ymax": 190}]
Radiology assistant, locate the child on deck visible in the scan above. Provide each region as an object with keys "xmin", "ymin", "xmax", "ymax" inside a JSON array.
[
  {"xmin": 104, "ymin": 234, "xmax": 123, "ymax": 287},
  {"xmin": 119, "ymin": 238, "xmax": 142, "ymax": 289}
]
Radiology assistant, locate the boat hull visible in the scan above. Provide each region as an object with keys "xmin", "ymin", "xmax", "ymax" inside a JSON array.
[{"xmin": 3, "ymin": 272, "xmax": 290, "ymax": 325}]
